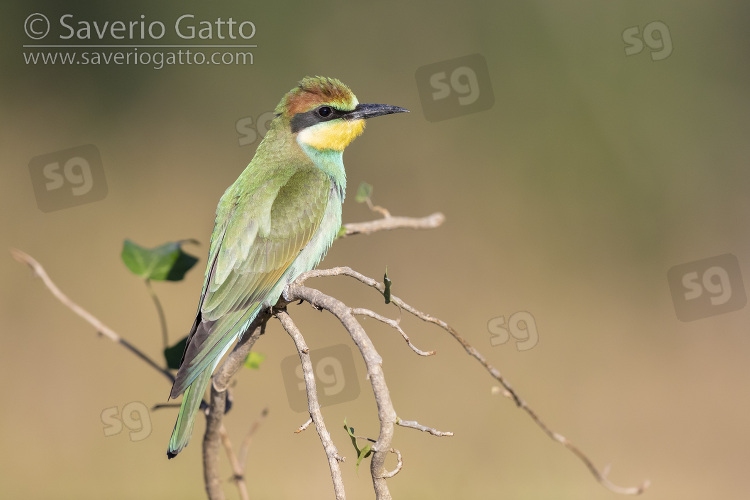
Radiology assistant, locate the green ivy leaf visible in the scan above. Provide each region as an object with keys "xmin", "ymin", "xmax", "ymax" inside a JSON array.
[
  {"xmin": 355, "ymin": 182, "xmax": 372, "ymax": 203},
  {"xmin": 356, "ymin": 444, "xmax": 373, "ymax": 472},
  {"xmin": 122, "ymin": 239, "xmax": 199, "ymax": 281},
  {"xmin": 383, "ymin": 267, "xmax": 392, "ymax": 304},
  {"xmin": 344, "ymin": 417, "xmax": 373, "ymax": 474},
  {"xmin": 243, "ymin": 351, "xmax": 266, "ymax": 370},
  {"xmin": 164, "ymin": 336, "xmax": 188, "ymax": 370},
  {"xmin": 344, "ymin": 418, "xmax": 357, "ymax": 446}
]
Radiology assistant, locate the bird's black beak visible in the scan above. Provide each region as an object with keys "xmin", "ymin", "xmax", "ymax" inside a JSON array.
[{"xmin": 344, "ymin": 103, "xmax": 409, "ymax": 120}]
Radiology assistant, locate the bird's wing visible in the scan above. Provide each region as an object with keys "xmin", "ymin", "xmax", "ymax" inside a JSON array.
[{"xmin": 170, "ymin": 166, "xmax": 331, "ymax": 397}]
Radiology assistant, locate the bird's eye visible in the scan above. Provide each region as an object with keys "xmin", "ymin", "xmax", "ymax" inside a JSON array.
[{"xmin": 317, "ymin": 106, "xmax": 332, "ymax": 117}]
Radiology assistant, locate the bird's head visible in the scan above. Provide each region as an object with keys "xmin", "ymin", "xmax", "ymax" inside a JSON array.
[{"xmin": 275, "ymin": 76, "xmax": 408, "ymax": 152}]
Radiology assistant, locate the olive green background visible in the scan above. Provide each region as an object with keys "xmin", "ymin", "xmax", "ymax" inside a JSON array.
[{"xmin": 2, "ymin": 1, "xmax": 749, "ymax": 499}]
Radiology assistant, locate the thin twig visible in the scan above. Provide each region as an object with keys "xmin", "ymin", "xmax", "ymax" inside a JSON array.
[
  {"xmin": 342, "ymin": 212, "xmax": 445, "ymax": 237},
  {"xmin": 378, "ymin": 449, "xmax": 403, "ymax": 479},
  {"xmin": 352, "ymin": 308, "xmax": 436, "ymax": 357},
  {"xmin": 238, "ymin": 407, "xmax": 269, "ymax": 469},
  {"xmin": 396, "ymin": 418, "xmax": 454, "ymax": 437},
  {"xmin": 276, "ymin": 310, "xmax": 347, "ymax": 500},
  {"xmin": 219, "ymin": 424, "xmax": 249, "ymax": 500},
  {"xmin": 292, "ymin": 266, "xmax": 649, "ymax": 496},
  {"xmin": 295, "ymin": 418, "xmax": 313, "ymax": 434},
  {"xmin": 10, "ymin": 248, "xmax": 175, "ymax": 385}
]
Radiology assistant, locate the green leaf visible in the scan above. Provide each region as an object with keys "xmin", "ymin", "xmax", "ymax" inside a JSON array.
[
  {"xmin": 356, "ymin": 444, "xmax": 373, "ymax": 472},
  {"xmin": 344, "ymin": 418, "xmax": 373, "ymax": 474},
  {"xmin": 344, "ymin": 418, "xmax": 357, "ymax": 447},
  {"xmin": 164, "ymin": 336, "xmax": 188, "ymax": 370},
  {"xmin": 383, "ymin": 267, "xmax": 392, "ymax": 304},
  {"xmin": 166, "ymin": 251, "xmax": 199, "ymax": 281},
  {"xmin": 335, "ymin": 224, "xmax": 347, "ymax": 240},
  {"xmin": 243, "ymin": 351, "xmax": 266, "ymax": 370},
  {"xmin": 121, "ymin": 239, "xmax": 199, "ymax": 281},
  {"xmin": 355, "ymin": 182, "xmax": 372, "ymax": 203}
]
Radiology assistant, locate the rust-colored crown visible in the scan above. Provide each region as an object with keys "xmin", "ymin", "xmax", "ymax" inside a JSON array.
[{"xmin": 275, "ymin": 76, "xmax": 358, "ymax": 117}]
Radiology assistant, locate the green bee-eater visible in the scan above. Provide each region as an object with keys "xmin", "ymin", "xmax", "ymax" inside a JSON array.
[{"xmin": 167, "ymin": 76, "xmax": 408, "ymax": 458}]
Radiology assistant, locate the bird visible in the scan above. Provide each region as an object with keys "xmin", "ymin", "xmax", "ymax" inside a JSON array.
[{"xmin": 167, "ymin": 76, "xmax": 408, "ymax": 458}]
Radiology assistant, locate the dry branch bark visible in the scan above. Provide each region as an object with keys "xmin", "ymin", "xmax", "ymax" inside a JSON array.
[
  {"xmin": 342, "ymin": 212, "xmax": 445, "ymax": 236},
  {"xmin": 283, "ymin": 283, "xmax": 398, "ymax": 499},
  {"xmin": 276, "ymin": 310, "xmax": 347, "ymax": 500}
]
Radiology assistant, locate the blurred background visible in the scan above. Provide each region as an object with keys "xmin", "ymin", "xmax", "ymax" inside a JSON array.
[{"xmin": 2, "ymin": 1, "xmax": 749, "ymax": 498}]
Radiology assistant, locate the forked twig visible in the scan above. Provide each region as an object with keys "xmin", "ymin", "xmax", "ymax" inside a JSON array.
[
  {"xmin": 292, "ymin": 266, "xmax": 649, "ymax": 495},
  {"xmin": 276, "ymin": 310, "xmax": 346, "ymax": 500}
]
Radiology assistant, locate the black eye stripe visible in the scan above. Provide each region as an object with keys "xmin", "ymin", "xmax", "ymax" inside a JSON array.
[{"xmin": 290, "ymin": 106, "xmax": 347, "ymax": 133}]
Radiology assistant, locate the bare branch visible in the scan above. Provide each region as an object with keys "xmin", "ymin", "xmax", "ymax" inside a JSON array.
[
  {"xmin": 342, "ymin": 212, "xmax": 445, "ymax": 237},
  {"xmin": 352, "ymin": 308, "xmax": 436, "ymax": 357},
  {"xmin": 292, "ymin": 266, "xmax": 649, "ymax": 496},
  {"xmin": 217, "ymin": 408, "xmax": 268, "ymax": 500},
  {"xmin": 219, "ymin": 425, "xmax": 249, "ymax": 500},
  {"xmin": 203, "ymin": 385, "xmax": 227, "ymax": 500},
  {"xmin": 295, "ymin": 418, "xmax": 313, "ymax": 434},
  {"xmin": 276, "ymin": 310, "xmax": 347, "ymax": 500},
  {"xmin": 396, "ymin": 418, "xmax": 454, "ymax": 437},
  {"xmin": 378, "ymin": 448, "xmax": 403, "ymax": 479},
  {"xmin": 10, "ymin": 248, "xmax": 174, "ymax": 385},
  {"xmin": 284, "ymin": 284, "xmax": 397, "ymax": 500},
  {"xmin": 238, "ymin": 407, "xmax": 269, "ymax": 470},
  {"xmin": 490, "ymin": 389, "xmax": 650, "ymax": 494}
]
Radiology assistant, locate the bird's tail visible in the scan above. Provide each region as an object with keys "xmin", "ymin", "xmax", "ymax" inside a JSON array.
[{"xmin": 167, "ymin": 367, "xmax": 212, "ymax": 458}]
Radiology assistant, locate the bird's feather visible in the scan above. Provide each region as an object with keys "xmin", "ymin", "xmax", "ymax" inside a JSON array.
[{"xmin": 170, "ymin": 166, "xmax": 331, "ymax": 398}]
